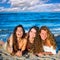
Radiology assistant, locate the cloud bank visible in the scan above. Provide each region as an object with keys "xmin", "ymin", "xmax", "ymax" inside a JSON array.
[{"xmin": 0, "ymin": 0, "xmax": 60, "ymax": 12}]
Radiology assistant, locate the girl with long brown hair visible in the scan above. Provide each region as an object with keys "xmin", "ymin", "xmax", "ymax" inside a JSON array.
[
  {"xmin": 26, "ymin": 26, "xmax": 43, "ymax": 55},
  {"xmin": 7, "ymin": 25, "xmax": 27, "ymax": 57}
]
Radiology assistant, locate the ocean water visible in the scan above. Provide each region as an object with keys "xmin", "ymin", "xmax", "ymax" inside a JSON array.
[{"xmin": 0, "ymin": 12, "xmax": 60, "ymax": 49}]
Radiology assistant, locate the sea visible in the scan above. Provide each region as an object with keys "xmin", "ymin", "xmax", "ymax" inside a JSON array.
[{"xmin": 0, "ymin": 12, "xmax": 60, "ymax": 50}]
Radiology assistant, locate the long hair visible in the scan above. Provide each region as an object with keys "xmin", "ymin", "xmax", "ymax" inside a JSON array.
[
  {"xmin": 39, "ymin": 26, "xmax": 56, "ymax": 49},
  {"xmin": 12, "ymin": 25, "xmax": 25, "ymax": 54},
  {"xmin": 27, "ymin": 26, "xmax": 43, "ymax": 54}
]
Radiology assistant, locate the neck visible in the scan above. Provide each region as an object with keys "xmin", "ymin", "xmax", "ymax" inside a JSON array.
[
  {"xmin": 29, "ymin": 37, "xmax": 34, "ymax": 44},
  {"xmin": 17, "ymin": 37, "xmax": 21, "ymax": 41}
]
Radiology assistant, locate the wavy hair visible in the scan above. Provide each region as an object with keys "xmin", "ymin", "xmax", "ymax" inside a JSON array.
[
  {"xmin": 27, "ymin": 26, "xmax": 43, "ymax": 54},
  {"xmin": 39, "ymin": 26, "xmax": 56, "ymax": 49}
]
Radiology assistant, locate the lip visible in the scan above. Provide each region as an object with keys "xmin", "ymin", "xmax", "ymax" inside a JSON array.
[{"xmin": 18, "ymin": 34, "xmax": 20, "ymax": 35}]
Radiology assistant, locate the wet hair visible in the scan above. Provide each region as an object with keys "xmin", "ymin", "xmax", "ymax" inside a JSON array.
[{"xmin": 39, "ymin": 26, "xmax": 56, "ymax": 49}]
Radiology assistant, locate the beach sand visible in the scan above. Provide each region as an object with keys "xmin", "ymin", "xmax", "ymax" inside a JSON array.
[{"xmin": 0, "ymin": 46, "xmax": 60, "ymax": 60}]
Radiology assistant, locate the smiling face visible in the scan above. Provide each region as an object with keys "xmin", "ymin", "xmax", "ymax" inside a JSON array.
[
  {"xmin": 16, "ymin": 27, "xmax": 23, "ymax": 38},
  {"xmin": 29, "ymin": 28, "xmax": 36, "ymax": 39},
  {"xmin": 40, "ymin": 30, "xmax": 47, "ymax": 41}
]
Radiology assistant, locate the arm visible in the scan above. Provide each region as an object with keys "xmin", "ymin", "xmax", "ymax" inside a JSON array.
[
  {"xmin": 7, "ymin": 34, "xmax": 13, "ymax": 53},
  {"xmin": 38, "ymin": 46, "xmax": 56, "ymax": 56},
  {"xmin": 43, "ymin": 46, "xmax": 56, "ymax": 55},
  {"xmin": 37, "ymin": 52, "xmax": 53, "ymax": 57},
  {"xmin": 42, "ymin": 52, "xmax": 53, "ymax": 55},
  {"xmin": 15, "ymin": 39, "xmax": 27, "ymax": 57},
  {"xmin": 21, "ymin": 39, "xmax": 27, "ymax": 52}
]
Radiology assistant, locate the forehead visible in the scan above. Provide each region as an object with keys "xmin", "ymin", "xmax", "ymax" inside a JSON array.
[
  {"xmin": 41, "ymin": 30, "xmax": 47, "ymax": 33},
  {"xmin": 17, "ymin": 27, "xmax": 23, "ymax": 30},
  {"xmin": 31, "ymin": 28, "xmax": 36, "ymax": 32}
]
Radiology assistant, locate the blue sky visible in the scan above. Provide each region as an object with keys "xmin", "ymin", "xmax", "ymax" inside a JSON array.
[{"xmin": 0, "ymin": 0, "xmax": 60, "ymax": 12}]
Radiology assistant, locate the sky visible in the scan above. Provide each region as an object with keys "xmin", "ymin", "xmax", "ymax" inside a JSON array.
[{"xmin": 0, "ymin": 0, "xmax": 60, "ymax": 12}]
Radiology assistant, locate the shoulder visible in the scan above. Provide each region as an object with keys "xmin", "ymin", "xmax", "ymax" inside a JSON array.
[
  {"xmin": 7, "ymin": 34, "xmax": 13, "ymax": 45},
  {"xmin": 9, "ymin": 34, "xmax": 13, "ymax": 42},
  {"xmin": 9, "ymin": 34, "xmax": 13, "ymax": 39},
  {"xmin": 23, "ymin": 38, "xmax": 27, "ymax": 43}
]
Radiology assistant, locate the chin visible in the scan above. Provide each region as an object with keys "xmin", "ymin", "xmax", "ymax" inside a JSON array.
[{"xmin": 42, "ymin": 39, "xmax": 46, "ymax": 41}]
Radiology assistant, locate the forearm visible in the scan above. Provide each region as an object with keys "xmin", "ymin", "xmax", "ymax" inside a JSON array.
[
  {"xmin": 15, "ymin": 50, "xmax": 22, "ymax": 57},
  {"xmin": 7, "ymin": 46, "xmax": 12, "ymax": 53},
  {"xmin": 42, "ymin": 52, "xmax": 53, "ymax": 55},
  {"xmin": 37, "ymin": 52, "xmax": 53, "ymax": 56}
]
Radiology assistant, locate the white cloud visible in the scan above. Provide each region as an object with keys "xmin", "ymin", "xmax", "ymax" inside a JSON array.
[
  {"xmin": 26, "ymin": 3, "xmax": 60, "ymax": 12},
  {"xmin": 0, "ymin": 3, "xmax": 60, "ymax": 12},
  {"xmin": 54, "ymin": 9, "xmax": 60, "ymax": 12},
  {"xmin": 0, "ymin": 7, "xmax": 22, "ymax": 12},
  {"xmin": 0, "ymin": 0, "xmax": 60, "ymax": 12},
  {"xmin": 9, "ymin": 0, "xmax": 49, "ymax": 7}
]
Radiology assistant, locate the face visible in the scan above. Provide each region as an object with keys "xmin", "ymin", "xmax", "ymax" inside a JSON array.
[
  {"xmin": 40, "ymin": 30, "xmax": 47, "ymax": 41},
  {"xmin": 16, "ymin": 27, "xmax": 23, "ymax": 38},
  {"xmin": 29, "ymin": 28, "xmax": 36, "ymax": 39}
]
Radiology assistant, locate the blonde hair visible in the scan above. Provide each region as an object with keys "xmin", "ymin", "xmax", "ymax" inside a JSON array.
[{"xmin": 39, "ymin": 26, "xmax": 56, "ymax": 49}]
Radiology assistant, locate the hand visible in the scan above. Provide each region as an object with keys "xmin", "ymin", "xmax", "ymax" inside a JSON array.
[
  {"xmin": 7, "ymin": 46, "xmax": 12, "ymax": 53},
  {"xmin": 37, "ymin": 53, "xmax": 43, "ymax": 57},
  {"xmin": 15, "ymin": 51, "xmax": 22, "ymax": 57},
  {"xmin": 44, "ymin": 52, "xmax": 53, "ymax": 55}
]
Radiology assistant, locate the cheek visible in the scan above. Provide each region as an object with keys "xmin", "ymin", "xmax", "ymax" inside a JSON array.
[
  {"xmin": 29, "ymin": 32, "xmax": 35, "ymax": 38},
  {"xmin": 21, "ymin": 32, "xmax": 23, "ymax": 36},
  {"xmin": 45, "ymin": 35, "xmax": 47, "ymax": 38},
  {"xmin": 16, "ymin": 32, "xmax": 18, "ymax": 35},
  {"xmin": 33, "ymin": 34, "xmax": 36, "ymax": 37},
  {"xmin": 29, "ymin": 32, "xmax": 32, "ymax": 36},
  {"xmin": 40, "ymin": 35, "xmax": 44, "ymax": 38},
  {"xmin": 31, "ymin": 32, "xmax": 36, "ymax": 37},
  {"xmin": 40, "ymin": 34, "xmax": 46, "ymax": 40}
]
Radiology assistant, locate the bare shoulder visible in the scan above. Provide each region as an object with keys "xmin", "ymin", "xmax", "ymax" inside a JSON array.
[
  {"xmin": 8, "ymin": 34, "xmax": 13, "ymax": 46},
  {"xmin": 9, "ymin": 34, "xmax": 13, "ymax": 40},
  {"xmin": 23, "ymin": 38, "xmax": 27, "ymax": 43},
  {"xmin": 9, "ymin": 34, "xmax": 13, "ymax": 42}
]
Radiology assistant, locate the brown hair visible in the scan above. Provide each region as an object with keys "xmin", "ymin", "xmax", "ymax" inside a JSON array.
[
  {"xmin": 27, "ymin": 26, "xmax": 43, "ymax": 54},
  {"xmin": 11, "ymin": 25, "xmax": 25, "ymax": 55}
]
